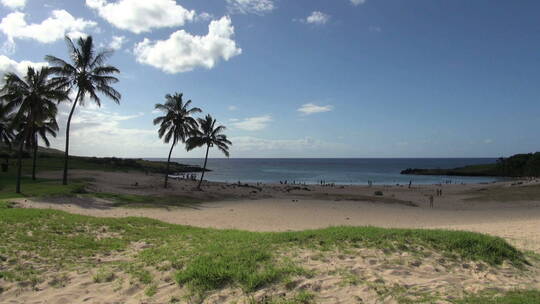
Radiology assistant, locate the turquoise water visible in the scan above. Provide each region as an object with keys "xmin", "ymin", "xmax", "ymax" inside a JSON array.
[{"xmin": 146, "ymin": 158, "xmax": 504, "ymax": 185}]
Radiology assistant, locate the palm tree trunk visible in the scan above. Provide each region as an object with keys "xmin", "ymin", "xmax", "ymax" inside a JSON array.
[
  {"xmin": 15, "ymin": 140, "xmax": 24, "ymax": 194},
  {"xmin": 197, "ymin": 144, "xmax": 210, "ymax": 190},
  {"xmin": 32, "ymin": 135, "xmax": 37, "ymax": 180},
  {"xmin": 164, "ymin": 142, "xmax": 175, "ymax": 189},
  {"xmin": 62, "ymin": 91, "xmax": 80, "ymax": 185}
]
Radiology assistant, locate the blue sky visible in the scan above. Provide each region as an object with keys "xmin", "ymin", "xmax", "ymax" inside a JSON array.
[{"xmin": 1, "ymin": 0, "xmax": 539, "ymax": 158}]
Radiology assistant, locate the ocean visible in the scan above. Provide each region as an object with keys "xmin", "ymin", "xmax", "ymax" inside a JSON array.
[{"xmin": 145, "ymin": 158, "xmax": 504, "ymax": 185}]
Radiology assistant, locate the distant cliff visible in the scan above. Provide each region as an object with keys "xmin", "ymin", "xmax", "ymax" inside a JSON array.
[{"xmin": 401, "ymin": 153, "xmax": 540, "ymax": 177}]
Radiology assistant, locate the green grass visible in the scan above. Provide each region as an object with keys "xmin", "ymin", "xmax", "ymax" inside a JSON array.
[
  {"xmin": 0, "ymin": 204, "xmax": 528, "ymax": 298},
  {"xmin": 1, "ymin": 170, "xmax": 200, "ymax": 209},
  {"xmin": 455, "ymin": 290, "xmax": 540, "ymax": 304},
  {"xmin": 0, "ymin": 172, "xmax": 87, "ymax": 199},
  {"xmin": 0, "ymin": 151, "xmax": 202, "ymax": 176}
]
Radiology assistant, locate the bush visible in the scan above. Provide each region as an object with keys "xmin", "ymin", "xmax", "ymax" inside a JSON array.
[{"xmin": 374, "ymin": 191, "xmax": 383, "ymax": 196}]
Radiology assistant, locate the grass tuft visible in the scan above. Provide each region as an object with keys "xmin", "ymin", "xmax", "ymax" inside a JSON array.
[{"xmin": 93, "ymin": 267, "xmax": 115, "ymax": 283}]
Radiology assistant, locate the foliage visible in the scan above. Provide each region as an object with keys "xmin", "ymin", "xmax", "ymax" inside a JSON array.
[
  {"xmin": 153, "ymin": 93, "xmax": 201, "ymax": 146},
  {"xmin": 46, "ymin": 35, "xmax": 121, "ymax": 185},
  {"xmin": 186, "ymin": 114, "xmax": 231, "ymax": 189},
  {"xmin": 153, "ymin": 92, "xmax": 202, "ymax": 188},
  {"xmin": 0, "ymin": 66, "xmax": 67, "ymax": 192},
  {"xmin": 496, "ymin": 152, "xmax": 540, "ymax": 177},
  {"xmin": 186, "ymin": 114, "xmax": 232, "ymax": 157},
  {"xmin": 402, "ymin": 152, "xmax": 540, "ymax": 177}
]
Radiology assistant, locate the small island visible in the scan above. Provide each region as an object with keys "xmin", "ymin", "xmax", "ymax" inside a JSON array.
[{"xmin": 401, "ymin": 152, "xmax": 540, "ymax": 177}]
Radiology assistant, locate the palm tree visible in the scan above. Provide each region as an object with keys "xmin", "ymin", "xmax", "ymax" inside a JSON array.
[
  {"xmin": 0, "ymin": 101, "xmax": 14, "ymax": 172},
  {"xmin": 0, "ymin": 67, "xmax": 66, "ymax": 193},
  {"xmin": 0, "ymin": 101, "xmax": 14, "ymax": 147},
  {"xmin": 18, "ymin": 118, "xmax": 59, "ymax": 180},
  {"xmin": 46, "ymin": 35, "xmax": 121, "ymax": 185},
  {"xmin": 186, "ymin": 115, "xmax": 231, "ymax": 190},
  {"xmin": 153, "ymin": 93, "xmax": 201, "ymax": 188}
]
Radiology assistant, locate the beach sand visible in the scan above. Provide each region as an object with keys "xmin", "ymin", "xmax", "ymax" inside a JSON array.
[
  {"xmin": 3, "ymin": 170, "xmax": 540, "ymax": 304},
  {"xmin": 18, "ymin": 170, "xmax": 540, "ymax": 253}
]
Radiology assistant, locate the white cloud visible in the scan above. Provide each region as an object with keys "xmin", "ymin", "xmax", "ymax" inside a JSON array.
[
  {"xmin": 1, "ymin": 0, "xmax": 25, "ymax": 10},
  {"xmin": 109, "ymin": 35, "xmax": 126, "ymax": 50},
  {"xmin": 0, "ymin": 10, "xmax": 97, "ymax": 45},
  {"xmin": 196, "ymin": 12, "xmax": 214, "ymax": 22},
  {"xmin": 305, "ymin": 11, "xmax": 330, "ymax": 25},
  {"xmin": 231, "ymin": 115, "xmax": 272, "ymax": 131},
  {"xmin": 483, "ymin": 139, "xmax": 494, "ymax": 144},
  {"xmin": 226, "ymin": 0, "xmax": 275, "ymax": 15},
  {"xmin": 50, "ymin": 103, "xmax": 160, "ymax": 158},
  {"xmin": 86, "ymin": 0, "xmax": 195, "ymax": 34},
  {"xmin": 297, "ymin": 103, "xmax": 333, "ymax": 115},
  {"xmin": 0, "ymin": 55, "xmax": 48, "ymax": 84},
  {"xmin": 228, "ymin": 105, "xmax": 238, "ymax": 111},
  {"xmin": 134, "ymin": 16, "xmax": 242, "ymax": 74},
  {"xmin": 350, "ymin": 0, "xmax": 367, "ymax": 6}
]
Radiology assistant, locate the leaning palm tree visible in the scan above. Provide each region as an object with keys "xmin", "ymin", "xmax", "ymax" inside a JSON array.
[
  {"xmin": 0, "ymin": 67, "xmax": 66, "ymax": 193},
  {"xmin": 46, "ymin": 35, "xmax": 121, "ymax": 185},
  {"xmin": 19, "ymin": 118, "xmax": 59, "ymax": 180},
  {"xmin": 186, "ymin": 115, "xmax": 231, "ymax": 190},
  {"xmin": 153, "ymin": 93, "xmax": 201, "ymax": 188}
]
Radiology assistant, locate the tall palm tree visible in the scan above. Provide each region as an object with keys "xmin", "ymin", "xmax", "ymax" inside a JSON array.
[
  {"xmin": 153, "ymin": 93, "xmax": 201, "ymax": 188},
  {"xmin": 46, "ymin": 35, "xmax": 121, "ymax": 185},
  {"xmin": 0, "ymin": 101, "xmax": 14, "ymax": 172},
  {"xmin": 0, "ymin": 100, "xmax": 14, "ymax": 147},
  {"xmin": 18, "ymin": 118, "xmax": 59, "ymax": 180},
  {"xmin": 0, "ymin": 67, "xmax": 66, "ymax": 193},
  {"xmin": 186, "ymin": 115, "xmax": 231, "ymax": 190}
]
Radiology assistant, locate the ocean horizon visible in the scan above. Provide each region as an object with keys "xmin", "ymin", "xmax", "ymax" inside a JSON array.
[{"xmin": 145, "ymin": 158, "xmax": 504, "ymax": 185}]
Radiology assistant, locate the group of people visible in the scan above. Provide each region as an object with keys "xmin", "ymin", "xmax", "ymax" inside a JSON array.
[
  {"xmin": 173, "ymin": 173, "xmax": 198, "ymax": 181},
  {"xmin": 279, "ymin": 180, "xmax": 307, "ymax": 185},
  {"xmin": 319, "ymin": 180, "xmax": 336, "ymax": 187},
  {"xmin": 428, "ymin": 189, "xmax": 443, "ymax": 208}
]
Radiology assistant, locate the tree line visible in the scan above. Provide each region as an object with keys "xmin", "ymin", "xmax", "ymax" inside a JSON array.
[
  {"xmin": 0, "ymin": 35, "xmax": 230, "ymax": 193},
  {"xmin": 495, "ymin": 153, "xmax": 540, "ymax": 177}
]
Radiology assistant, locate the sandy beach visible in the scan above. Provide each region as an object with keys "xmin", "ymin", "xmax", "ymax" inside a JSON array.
[
  {"xmin": 1, "ymin": 169, "xmax": 540, "ymax": 304},
  {"xmin": 19, "ymin": 170, "xmax": 540, "ymax": 253}
]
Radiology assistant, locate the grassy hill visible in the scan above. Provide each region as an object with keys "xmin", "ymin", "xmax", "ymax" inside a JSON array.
[
  {"xmin": 401, "ymin": 152, "xmax": 540, "ymax": 178},
  {"xmin": 0, "ymin": 146, "xmax": 205, "ymax": 175}
]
